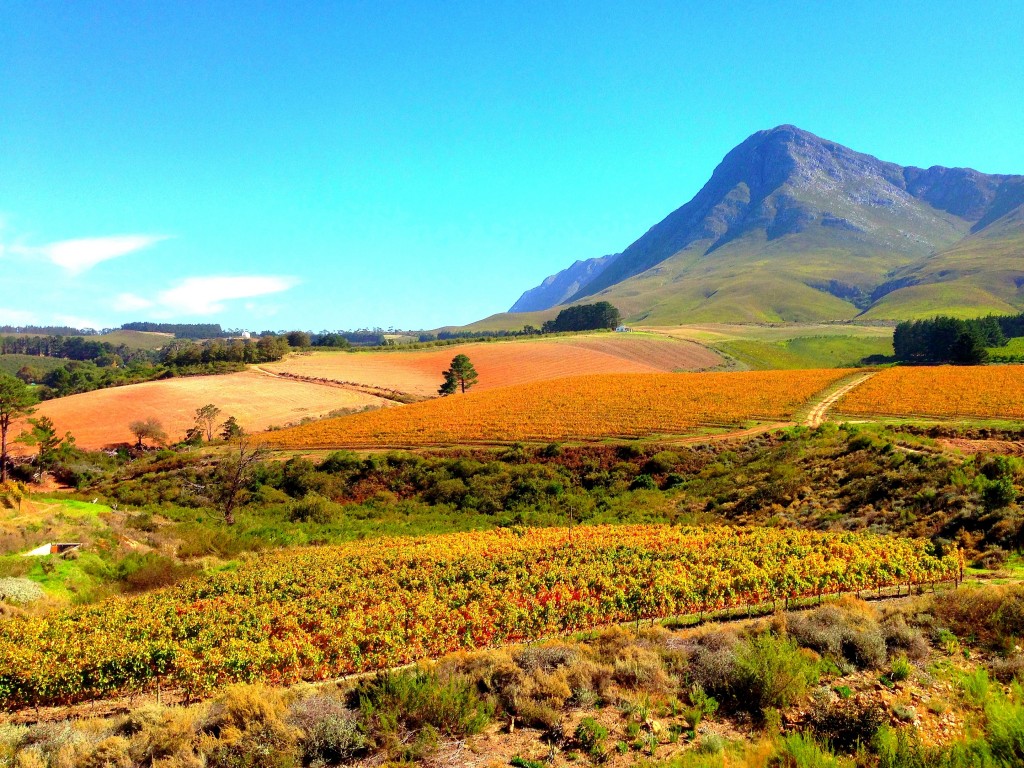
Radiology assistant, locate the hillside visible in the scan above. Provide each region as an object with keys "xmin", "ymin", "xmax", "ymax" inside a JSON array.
[
  {"xmin": 263, "ymin": 334, "xmax": 724, "ymax": 397},
  {"xmin": 18, "ymin": 370, "xmax": 391, "ymax": 450},
  {"xmin": 509, "ymin": 125, "xmax": 1024, "ymax": 324}
]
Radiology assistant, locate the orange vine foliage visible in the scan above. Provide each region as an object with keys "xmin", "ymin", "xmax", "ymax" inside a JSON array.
[
  {"xmin": 0, "ymin": 524, "xmax": 960, "ymax": 709},
  {"xmin": 838, "ymin": 365, "xmax": 1024, "ymax": 420},
  {"xmin": 265, "ymin": 370, "xmax": 853, "ymax": 448}
]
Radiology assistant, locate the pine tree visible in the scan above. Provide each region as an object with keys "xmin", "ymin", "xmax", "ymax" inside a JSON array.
[{"xmin": 438, "ymin": 354, "xmax": 479, "ymax": 395}]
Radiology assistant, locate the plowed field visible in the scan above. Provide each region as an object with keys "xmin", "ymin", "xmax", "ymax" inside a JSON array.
[
  {"xmin": 261, "ymin": 335, "xmax": 723, "ymax": 397},
  {"xmin": 19, "ymin": 371, "xmax": 392, "ymax": 450}
]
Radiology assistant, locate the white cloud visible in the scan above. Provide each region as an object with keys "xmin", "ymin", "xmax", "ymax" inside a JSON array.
[
  {"xmin": 117, "ymin": 276, "xmax": 299, "ymax": 317},
  {"xmin": 158, "ymin": 276, "xmax": 298, "ymax": 315},
  {"xmin": 39, "ymin": 235, "xmax": 168, "ymax": 273},
  {"xmin": 0, "ymin": 308, "xmax": 38, "ymax": 325},
  {"xmin": 114, "ymin": 293, "xmax": 155, "ymax": 312}
]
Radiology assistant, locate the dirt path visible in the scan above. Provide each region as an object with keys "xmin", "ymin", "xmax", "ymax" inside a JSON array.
[
  {"xmin": 803, "ymin": 372, "xmax": 876, "ymax": 428},
  {"xmin": 253, "ymin": 366, "xmax": 420, "ymax": 404}
]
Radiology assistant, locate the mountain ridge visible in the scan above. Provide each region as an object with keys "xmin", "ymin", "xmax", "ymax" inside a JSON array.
[{"xmin": 509, "ymin": 126, "xmax": 1024, "ymax": 323}]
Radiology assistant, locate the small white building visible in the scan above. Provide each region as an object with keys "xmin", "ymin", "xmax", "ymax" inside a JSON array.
[
  {"xmin": 22, "ymin": 542, "xmax": 82, "ymax": 557},
  {"xmin": 615, "ymin": 326, "xmax": 633, "ymax": 333}
]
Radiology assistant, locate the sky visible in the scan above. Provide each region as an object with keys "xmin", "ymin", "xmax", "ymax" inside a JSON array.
[{"xmin": 1, "ymin": 1, "xmax": 1022, "ymax": 332}]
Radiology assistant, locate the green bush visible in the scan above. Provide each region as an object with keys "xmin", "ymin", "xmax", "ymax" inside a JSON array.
[
  {"xmin": 774, "ymin": 732, "xmax": 844, "ymax": 767},
  {"xmin": 353, "ymin": 669, "xmax": 492, "ymax": 747},
  {"xmin": 287, "ymin": 492, "xmax": 339, "ymax": 524},
  {"xmin": 733, "ymin": 633, "xmax": 818, "ymax": 715},
  {"xmin": 574, "ymin": 717, "xmax": 608, "ymax": 760},
  {"xmin": 889, "ymin": 654, "xmax": 912, "ymax": 683},
  {"xmin": 985, "ymin": 689, "xmax": 1024, "ymax": 765}
]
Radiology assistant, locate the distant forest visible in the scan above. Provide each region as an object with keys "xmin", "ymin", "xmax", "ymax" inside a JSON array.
[{"xmin": 894, "ymin": 313, "xmax": 1024, "ymax": 364}]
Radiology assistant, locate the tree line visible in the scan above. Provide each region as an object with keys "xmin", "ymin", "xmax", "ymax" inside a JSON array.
[{"xmin": 893, "ymin": 314, "xmax": 1020, "ymax": 364}]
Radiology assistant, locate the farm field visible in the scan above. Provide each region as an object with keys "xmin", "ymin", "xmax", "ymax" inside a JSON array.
[
  {"xmin": 0, "ymin": 524, "xmax": 961, "ymax": 708},
  {"xmin": 261, "ymin": 333, "xmax": 724, "ymax": 397},
  {"xmin": 836, "ymin": 365, "xmax": 1024, "ymax": 421},
  {"xmin": 19, "ymin": 370, "xmax": 393, "ymax": 450},
  {"xmin": 643, "ymin": 323, "xmax": 895, "ymax": 369},
  {"xmin": 264, "ymin": 369, "xmax": 853, "ymax": 448}
]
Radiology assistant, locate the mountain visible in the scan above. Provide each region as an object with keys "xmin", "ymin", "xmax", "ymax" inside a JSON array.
[
  {"xmin": 509, "ymin": 125, "xmax": 1024, "ymax": 323},
  {"xmin": 509, "ymin": 254, "xmax": 618, "ymax": 313}
]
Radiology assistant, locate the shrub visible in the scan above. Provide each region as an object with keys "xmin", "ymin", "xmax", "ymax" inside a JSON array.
[
  {"xmin": 0, "ymin": 578, "xmax": 44, "ymax": 604},
  {"xmin": 288, "ymin": 693, "xmax": 366, "ymax": 764},
  {"xmin": 611, "ymin": 646, "xmax": 673, "ymax": 695},
  {"xmin": 733, "ymin": 633, "xmax": 818, "ymax": 715},
  {"xmin": 889, "ymin": 654, "xmax": 912, "ymax": 683},
  {"xmin": 118, "ymin": 705, "xmax": 199, "ymax": 764},
  {"xmin": 203, "ymin": 684, "xmax": 301, "ymax": 768},
  {"xmin": 985, "ymin": 691, "xmax": 1024, "ymax": 765},
  {"xmin": 808, "ymin": 696, "xmax": 887, "ymax": 753},
  {"xmin": 81, "ymin": 736, "xmax": 132, "ymax": 768},
  {"xmin": 685, "ymin": 631, "xmax": 741, "ymax": 699},
  {"xmin": 287, "ymin": 492, "xmax": 338, "ymax": 524},
  {"xmin": 989, "ymin": 654, "xmax": 1024, "ymax": 683},
  {"xmin": 114, "ymin": 553, "xmax": 199, "ymax": 593},
  {"xmin": 787, "ymin": 604, "xmax": 885, "ymax": 670},
  {"xmin": 775, "ymin": 732, "xmax": 844, "ymax": 767},
  {"xmin": 353, "ymin": 669, "xmax": 492, "ymax": 749},
  {"xmin": 959, "ymin": 669, "xmax": 991, "ymax": 707},
  {"xmin": 881, "ymin": 616, "xmax": 929, "ymax": 660},
  {"xmin": 574, "ymin": 717, "xmax": 608, "ymax": 761}
]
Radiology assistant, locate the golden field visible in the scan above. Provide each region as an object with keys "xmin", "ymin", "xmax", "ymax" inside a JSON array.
[
  {"xmin": 836, "ymin": 364, "xmax": 1024, "ymax": 420},
  {"xmin": 264, "ymin": 369, "xmax": 853, "ymax": 448}
]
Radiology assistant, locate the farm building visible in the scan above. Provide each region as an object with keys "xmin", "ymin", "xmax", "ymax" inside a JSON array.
[{"xmin": 22, "ymin": 542, "xmax": 82, "ymax": 557}]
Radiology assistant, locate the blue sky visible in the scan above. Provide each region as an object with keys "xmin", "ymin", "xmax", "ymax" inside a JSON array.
[{"xmin": 1, "ymin": 1, "xmax": 1022, "ymax": 331}]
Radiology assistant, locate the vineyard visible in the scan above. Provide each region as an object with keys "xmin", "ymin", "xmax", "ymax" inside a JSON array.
[
  {"xmin": 262, "ymin": 335, "xmax": 724, "ymax": 397},
  {"xmin": 264, "ymin": 369, "xmax": 853, "ymax": 448},
  {"xmin": 836, "ymin": 365, "xmax": 1024, "ymax": 420},
  {"xmin": 0, "ymin": 525, "xmax": 961, "ymax": 709}
]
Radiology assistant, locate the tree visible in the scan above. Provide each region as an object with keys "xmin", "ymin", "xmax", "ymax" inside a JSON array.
[
  {"xmin": 213, "ymin": 435, "xmax": 267, "ymax": 524},
  {"xmin": 194, "ymin": 403, "xmax": 222, "ymax": 442},
  {"xmin": 951, "ymin": 331, "xmax": 989, "ymax": 365},
  {"xmin": 16, "ymin": 416, "xmax": 65, "ymax": 469},
  {"xmin": 0, "ymin": 374, "xmax": 38, "ymax": 483},
  {"xmin": 542, "ymin": 302, "xmax": 621, "ymax": 333},
  {"xmin": 438, "ymin": 354, "xmax": 479, "ymax": 395},
  {"xmin": 220, "ymin": 416, "xmax": 244, "ymax": 440},
  {"xmin": 286, "ymin": 330, "xmax": 311, "ymax": 348},
  {"xmin": 129, "ymin": 417, "xmax": 167, "ymax": 449}
]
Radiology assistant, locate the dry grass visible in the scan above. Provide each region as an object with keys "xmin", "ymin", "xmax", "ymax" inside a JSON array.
[
  {"xmin": 20, "ymin": 371, "xmax": 393, "ymax": 450},
  {"xmin": 264, "ymin": 369, "xmax": 852, "ymax": 448},
  {"xmin": 261, "ymin": 335, "xmax": 724, "ymax": 397}
]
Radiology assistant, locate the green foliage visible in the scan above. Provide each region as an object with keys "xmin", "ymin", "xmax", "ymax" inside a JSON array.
[
  {"xmin": 574, "ymin": 717, "xmax": 608, "ymax": 760},
  {"xmin": 287, "ymin": 492, "xmax": 339, "ymax": 524},
  {"xmin": 733, "ymin": 633, "xmax": 818, "ymax": 715},
  {"xmin": 354, "ymin": 670, "xmax": 493, "ymax": 745},
  {"xmin": 774, "ymin": 732, "xmax": 846, "ymax": 768},
  {"xmin": 439, "ymin": 354, "xmax": 479, "ymax": 395},
  {"xmin": 542, "ymin": 302, "xmax": 621, "ymax": 333}
]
